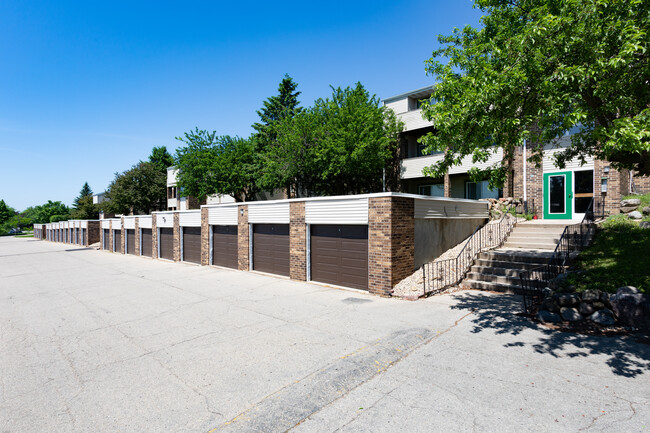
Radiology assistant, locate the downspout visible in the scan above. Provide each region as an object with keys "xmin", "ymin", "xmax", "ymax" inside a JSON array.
[{"xmin": 523, "ymin": 139, "xmax": 527, "ymax": 203}]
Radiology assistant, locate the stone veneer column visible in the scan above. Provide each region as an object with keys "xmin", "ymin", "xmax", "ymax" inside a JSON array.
[
  {"xmin": 443, "ymin": 173, "xmax": 451, "ymax": 198},
  {"xmin": 108, "ymin": 220, "xmax": 114, "ymax": 253},
  {"xmin": 238, "ymin": 205, "xmax": 249, "ymax": 271},
  {"xmin": 134, "ymin": 217, "xmax": 140, "ymax": 255},
  {"xmin": 594, "ymin": 159, "xmax": 623, "ymax": 215},
  {"xmin": 120, "ymin": 216, "xmax": 125, "ymax": 254},
  {"xmin": 151, "ymin": 214, "xmax": 158, "ymax": 259},
  {"xmin": 512, "ymin": 144, "xmax": 542, "ymax": 217},
  {"xmin": 289, "ymin": 202, "xmax": 306, "ymax": 281},
  {"xmin": 368, "ymin": 196, "xmax": 415, "ymax": 296},
  {"xmin": 173, "ymin": 212, "xmax": 181, "ymax": 262},
  {"xmin": 201, "ymin": 207, "xmax": 209, "ymax": 266}
]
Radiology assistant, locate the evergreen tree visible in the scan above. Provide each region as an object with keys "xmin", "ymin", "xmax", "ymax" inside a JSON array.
[
  {"xmin": 253, "ymin": 74, "xmax": 302, "ymax": 143},
  {"xmin": 148, "ymin": 146, "xmax": 174, "ymax": 172},
  {"xmin": 73, "ymin": 182, "xmax": 93, "ymax": 209}
]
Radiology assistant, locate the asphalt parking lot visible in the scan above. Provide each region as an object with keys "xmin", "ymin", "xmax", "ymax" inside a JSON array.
[{"xmin": 1, "ymin": 237, "xmax": 648, "ymax": 432}]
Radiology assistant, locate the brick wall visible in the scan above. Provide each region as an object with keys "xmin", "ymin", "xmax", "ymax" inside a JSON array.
[
  {"xmin": 289, "ymin": 202, "xmax": 306, "ymax": 281},
  {"xmin": 512, "ymin": 144, "xmax": 543, "ymax": 217},
  {"xmin": 134, "ymin": 218, "xmax": 140, "ymax": 256},
  {"xmin": 201, "ymin": 207, "xmax": 209, "ymax": 265},
  {"xmin": 632, "ymin": 171, "xmax": 650, "ymax": 194},
  {"xmin": 368, "ymin": 196, "xmax": 415, "ymax": 296},
  {"xmin": 87, "ymin": 221, "xmax": 100, "ymax": 246},
  {"xmin": 237, "ymin": 205, "xmax": 249, "ymax": 271},
  {"xmin": 594, "ymin": 160, "xmax": 624, "ymax": 215},
  {"xmin": 152, "ymin": 215, "xmax": 158, "ymax": 259},
  {"xmin": 173, "ymin": 213, "xmax": 180, "ymax": 262},
  {"xmin": 109, "ymin": 221, "xmax": 114, "ymax": 253},
  {"xmin": 120, "ymin": 217, "xmax": 125, "ymax": 254},
  {"xmin": 443, "ymin": 173, "xmax": 451, "ymax": 198}
]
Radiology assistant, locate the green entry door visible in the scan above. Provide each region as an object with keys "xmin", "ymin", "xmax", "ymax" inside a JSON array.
[{"xmin": 544, "ymin": 171, "xmax": 572, "ymax": 219}]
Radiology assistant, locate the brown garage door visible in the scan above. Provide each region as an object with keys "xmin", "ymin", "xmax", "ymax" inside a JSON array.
[
  {"xmin": 182, "ymin": 227, "xmax": 201, "ymax": 264},
  {"xmin": 126, "ymin": 229, "xmax": 135, "ymax": 255},
  {"xmin": 74, "ymin": 228, "xmax": 79, "ymax": 244},
  {"xmin": 102, "ymin": 229, "xmax": 109, "ymax": 250},
  {"xmin": 159, "ymin": 227, "xmax": 174, "ymax": 260},
  {"xmin": 310, "ymin": 225, "xmax": 368, "ymax": 291},
  {"xmin": 82, "ymin": 228, "xmax": 86, "ymax": 246},
  {"xmin": 212, "ymin": 225, "xmax": 238, "ymax": 269},
  {"xmin": 141, "ymin": 228, "xmax": 152, "ymax": 257},
  {"xmin": 253, "ymin": 224, "xmax": 290, "ymax": 276},
  {"xmin": 114, "ymin": 230, "xmax": 122, "ymax": 253}
]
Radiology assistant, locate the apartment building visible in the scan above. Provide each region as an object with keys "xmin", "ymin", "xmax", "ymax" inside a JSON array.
[{"xmin": 166, "ymin": 166, "xmax": 235, "ymax": 211}]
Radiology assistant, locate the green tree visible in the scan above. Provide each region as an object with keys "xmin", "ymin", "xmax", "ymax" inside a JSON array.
[
  {"xmin": 31, "ymin": 201, "xmax": 70, "ymax": 224},
  {"xmin": 71, "ymin": 195, "xmax": 100, "ymax": 220},
  {"xmin": 148, "ymin": 146, "xmax": 174, "ymax": 172},
  {"xmin": 104, "ymin": 161, "xmax": 167, "ymax": 215},
  {"xmin": 271, "ymin": 83, "xmax": 403, "ymax": 195},
  {"xmin": 175, "ymin": 129, "xmax": 257, "ymax": 202},
  {"xmin": 73, "ymin": 182, "xmax": 93, "ymax": 209},
  {"xmin": 0, "ymin": 200, "xmax": 16, "ymax": 225},
  {"xmin": 253, "ymin": 74, "xmax": 302, "ymax": 141},
  {"xmin": 420, "ymin": 0, "xmax": 650, "ymax": 189}
]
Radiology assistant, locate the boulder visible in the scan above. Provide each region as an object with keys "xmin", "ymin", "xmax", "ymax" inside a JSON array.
[
  {"xmin": 589, "ymin": 309, "xmax": 616, "ymax": 326},
  {"xmin": 621, "ymin": 198, "xmax": 641, "ymax": 207},
  {"xmin": 561, "ymin": 307, "xmax": 583, "ymax": 322},
  {"xmin": 555, "ymin": 293, "xmax": 580, "ymax": 307},
  {"xmin": 610, "ymin": 291, "xmax": 650, "ymax": 329},
  {"xmin": 537, "ymin": 310, "xmax": 562, "ymax": 323},
  {"xmin": 540, "ymin": 296, "xmax": 560, "ymax": 313},
  {"xmin": 643, "ymin": 206, "xmax": 650, "ymax": 216},
  {"xmin": 581, "ymin": 290, "xmax": 600, "ymax": 302},
  {"xmin": 627, "ymin": 211, "xmax": 643, "ymax": 220},
  {"xmin": 617, "ymin": 286, "xmax": 639, "ymax": 296},
  {"xmin": 591, "ymin": 301, "xmax": 606, "ymax": 310},
  {"xmin": 578, "ymin": 302, "xmax": 594, "ymax": 316},
  {"xmin": 640, "ymin": 221, "xmax": 650, "ymax": 229},
  {"xmin": 620, "ymin": 205, "xmax": 638, "ymax": 214}
]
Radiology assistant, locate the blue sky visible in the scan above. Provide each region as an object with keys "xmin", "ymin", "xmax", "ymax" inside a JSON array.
[{"xmin": 0, "ymin": 0, "xmax": 483, "ymax": 210}]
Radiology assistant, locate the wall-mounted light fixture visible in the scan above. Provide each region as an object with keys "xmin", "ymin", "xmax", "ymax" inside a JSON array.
[
  {"xmin": 162, "ymin": 216, "xmax": 167, "ymax": 223},
  {"xmin": 240, "ymin": 208, "xmax": 244, "ymax": 216},
  {"xmin": 603, "ymin": 166, "xmax": 610, "ymax": 174}
]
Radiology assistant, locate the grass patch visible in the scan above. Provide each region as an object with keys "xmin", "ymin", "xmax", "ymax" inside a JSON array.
[
  {"xmin": 567, "ymin": 215, "xmax": 649, "ymax": 294},
  {"xmin": 15, "ymin": 234, "xmax": 34, "ymax": 238}
]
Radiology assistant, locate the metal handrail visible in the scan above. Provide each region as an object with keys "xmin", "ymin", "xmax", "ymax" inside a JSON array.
[{"xmin": 421, "ymin": 204, "xmax": 516, "ymax": 296}]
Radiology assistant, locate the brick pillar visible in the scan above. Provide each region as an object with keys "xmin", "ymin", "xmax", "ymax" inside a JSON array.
[
  {"xmin": 290, "ymin": 202, "xmax": 307, "ymax": 281},
  {"xmin": 443, "ymin": 173, "xmax": 451, "ymax": 198},
  {"xmin": 134, "ymin": 217, "xmax": 140, "ymax": 255},
  {"xmin": 594, "ymin": 159, "xmax": 623, "ymax": 215},
  {"xmin": 368, "ymin": 196, "xmax": 415, "ymax": 296},
  {"xmin": 201, "ymin": 207, "xmax": 209, "ymax": 265},
  {"xmin": 173, "ymin": 212, "xmax": 181, "ymax": 262},
  {"xmin": 152, "ymin": 214, "xmax": 158, "ymax": 259},
  {"xmin": 108, "ymin": 220, "xmax": 114, "ymax": 253},
  {"xmin": 238, "ymin": 205, "xmax": 249, "ymax": 271},
  {"xmin": 120, "ymin": 216, "xmax": 125, "ymax": 254}
]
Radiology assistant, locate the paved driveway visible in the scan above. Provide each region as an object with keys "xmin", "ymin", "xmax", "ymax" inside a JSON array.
[{"xmin": 1, "ymin": 237, "xmax": 648, "ymax": 432}]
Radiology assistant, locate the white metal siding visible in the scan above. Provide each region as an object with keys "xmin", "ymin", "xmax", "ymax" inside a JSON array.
[
  {"xmin": 81, "ymin": 221, "xmax": 88, "ymax": 229},
  {"xmin": 208, "ymin": 206, "xmax": 238, "ymax": 225},
  {"xmin": 397, "ymin": 109, "xmax": 433, "ymax": 131},
  {"xmin": 101, "ymin": 220, "xmax": 110, "ymax": 229},
  {"xmin": 248, "ymin": 203, "xmax": 290, "ymax": 224},
  {"xmin": 179, "ymin": 211, "xmax": 201, "ymax": 227},
  {"xmin": 110, "ymin": 218, "xmax": 121, "ymax": 230},
  {"xmin": 305, "ymin": 199, "xmax": 369, "ymax": 224},
  {"xmin": 414, "ymin": 198, "xmax": 489, "ymax": 219},
  {"xmin": 138, "ymin": 216, "xmax": 152, "ymax": 229},
  {"xmin": 124, "ymin": 217, "xmax": 136, "ymax": 229},
  {"xmin": 156, "ymin": 213, "xmax": 174, "ymax": 228},
  {"xmin": 401, "ymin": 148, "xmax": 504, "ymax": 179},
  {"xmin": 384, "ymin": 99, "xmax": 408, "ymax": 114}
]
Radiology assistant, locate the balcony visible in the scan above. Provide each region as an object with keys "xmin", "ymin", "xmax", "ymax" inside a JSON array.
[
  {"xmin": 396, "ymin": 109, "xmax": 434, "ymax": 132},
  {"xmin": 401, "ymin": 148, "xmax": 504, "ymax": 179}
]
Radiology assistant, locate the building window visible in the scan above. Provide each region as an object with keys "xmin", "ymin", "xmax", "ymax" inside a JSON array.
[
  {"xmin": 465, "ymin": 181, "xmax": 499, "ymax": 200},
  {"xmin": 419, "ymin": 184, "xmax": 445, "ymax": 197},
  {"xmin": 167, "ymin": 186, "xmax": 177, "ymax": 199}
]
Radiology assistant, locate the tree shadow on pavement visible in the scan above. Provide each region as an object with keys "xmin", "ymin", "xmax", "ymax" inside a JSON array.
[{"xmin": 449, "ymin": 291, "xmax": 650, "ymax": 378}]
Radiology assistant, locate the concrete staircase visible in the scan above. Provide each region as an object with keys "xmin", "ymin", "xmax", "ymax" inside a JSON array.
[{"xmin": 463, "ymin": 223, "xmax": 566, "ymax": 294}]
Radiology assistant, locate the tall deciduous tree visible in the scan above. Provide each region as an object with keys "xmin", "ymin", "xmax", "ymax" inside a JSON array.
[
  {"xmin": 28, "ymin": 201, "xmax": 70, "ymax": 224},
  {"xmin": 0, "ymin": 200, "xmax": 16, "ymax": 225},
  {"xmin": 175, "ymin": 129, "xmax": 257, "ymax": 202},
  {"xmin": 420, "ymin": 0, "xmax": 650, "ymax": 188},
  {"xmin": 104, "ymin": 161, "xmax": 167, "ymax": 215},
  {"xmin": 148, "ymin": 146, "xmax": 174, "ymax": 172}
]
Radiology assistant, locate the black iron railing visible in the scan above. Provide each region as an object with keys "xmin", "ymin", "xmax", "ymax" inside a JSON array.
[
  {"xmin": 421, "ymin": 208, "xmax": 516, "ymax": 296},
  {"xmin": 519, "ymin": 198, "xmax": 604, "ymax": 314}
]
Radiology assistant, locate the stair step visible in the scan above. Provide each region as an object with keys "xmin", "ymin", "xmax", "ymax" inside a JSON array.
[
  {"xmin": 506, "ymin": 235, "xmax": 561, "ymax": 244},
  {"xmin": 502, "ymin": 241, "xmax": 558, "ymax": 250},
  {"xmin": 473, "ymin": 259, "xmax": 549, "ymax": 270},
  {"xmin": 469, "ymin": 266, "xmax": 532, "ymax": 278},
  {"xmin": 466, "ymin": 272, "xmax": 522, "ymax": 286},
  {"xmin": 463, "ymin": 279, "xmax": 523, "ymax": 294},
  {"xmin": 480, "ymin": 250, "xmax": 555, "ymax": 263}
]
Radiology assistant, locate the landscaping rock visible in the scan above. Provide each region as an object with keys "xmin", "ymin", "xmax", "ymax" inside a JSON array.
[
  {"xmin": 643, "ymin": 206, "xmax": 650, "ymax": 216},
  {"xmin": 561, "ymin": 307, "xmax": 583, "ymax": 322},
  {"xmin": 589, "ymin": 309, "xmax": 616, "ymax": 326},
  {"xmin": 627, "ymin": 211, "xmax": 643, "ymax": 219},
  {"xmin": 617, "ymin": 286, "xmax": 639, "ymax": 296},
  {"xmin": 541, "ymin": 287, "xmax": 553, "ymax": 297},
  {"xmin": 599, "ymin": 291, "xmax": 610, "ymax": 303},
  {"xmin": 581, "ymin": 289, "xmax": 600, "ymax": 302},
  {"xmin": 537, "ymin": 310, "xmax": 562, "ymax": 323},
  {"xmin": 640, "ymin": 221, "xmax": 650, "ymax": 229},
  {"xmin": 620, "ymin": 205, "xmax": 639, "ymax": 214},
  {"xmin": 548, "ymin": 274, "xmax": 568, "ymax": 290},
  {"xmin": 591, "ymin": 301, "xmax": 606, "ymax": 310},
  {"xmin": 555, "ymin": 293, "xmax": 580, "ymax": 307},
  {"xmin": 621, "ymin": 198, "xmax": 641, "ymax": 207},
  {"xmin": 540, "ymin": 296, "xmax": 560, "ymax": 313},
  {"xmin": 610, "ymin": 291, "xmax": 650, "ymax": 330},
  {"xmin": 578, "ymin": 302, "xmax": 594, "ymax": 316}
]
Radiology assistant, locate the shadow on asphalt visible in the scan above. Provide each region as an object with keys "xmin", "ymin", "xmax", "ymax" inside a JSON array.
[{"xmin": 450, "ymin": 291, "xmax": 650, "ymax": 378}]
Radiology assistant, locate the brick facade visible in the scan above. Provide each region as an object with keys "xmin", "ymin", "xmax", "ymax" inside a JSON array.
[
  {"xmin": 594, "ymin": 160, "xmax": 628, "ymax": 215},
  {"xmin": 237, "ymin": 205, "xmax": 249, "ymax": 271},
  {"xmin": 87, "ymin": 221, "xmax": 100, "ymax": 246},
  {"xmin": 201, "ymin": 207, "xmax": 209, "ymax": 266},
  {"xmin": 173, "ymin": 213, "xmax": 180, "ymax": 262},
  {"xmin": 289, "ymin": 202, "xmax": 307, "ymax": 281},
  {"xmin": 512, "ymin": 144, "xmax": 543, "ymax": 217},
  {"xmin": 631, "ymin": 171, "xmax": 650, "ymax": 195},
  {"xmin": 443, "ymin": 173, "xmax": 451, "ymax": 198},
  {"xmin": 134, "ymin": 217, "xmax": 140, "ymax": 256},
  {"xmin": 108, "ymin": 221, "xmax": 114, "ymax": 253},
  {"xmin": 120, "ymin": 217, "xmax": 125, "ymax": 254},
  {"xmin": 368, "ymin": 196, "xmax": 415, "ymax": 296},
  {"xmin": 151, "ymin": 215, "xmax": 158, "ymax": 259}
]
